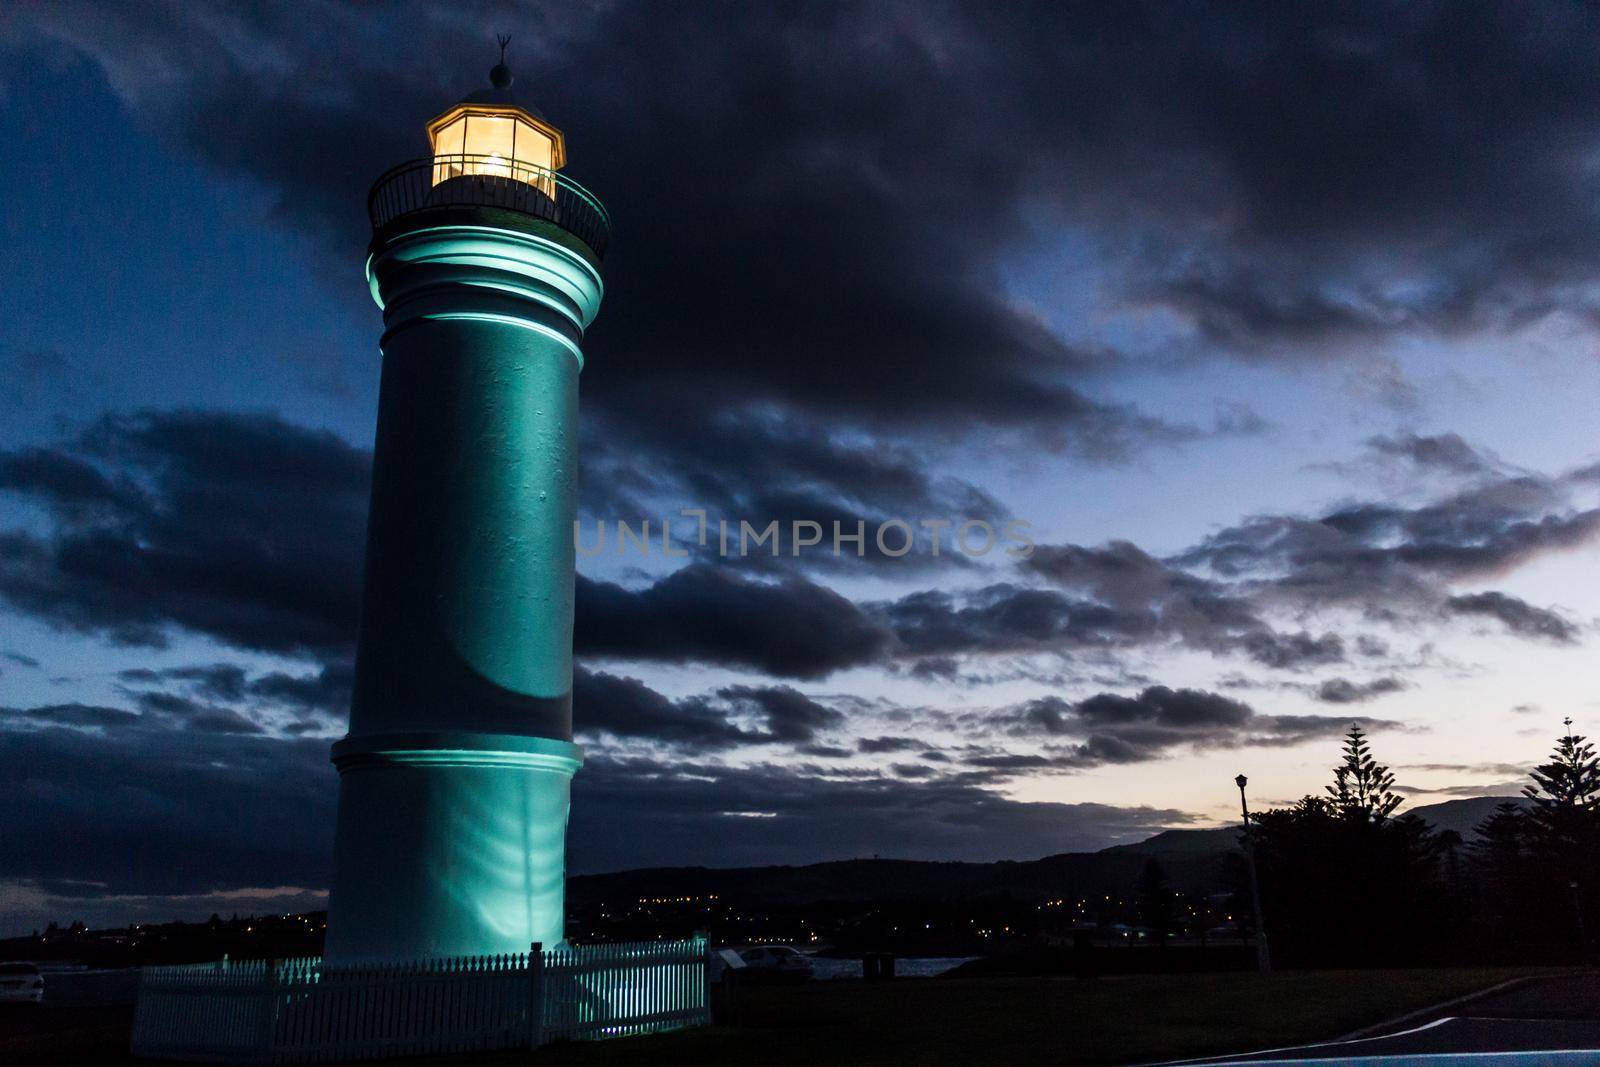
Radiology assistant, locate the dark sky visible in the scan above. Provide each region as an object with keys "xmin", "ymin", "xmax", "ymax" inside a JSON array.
[{"xmin": 3, "ymin": 2, "xmax": 1600, "ymax": 928}]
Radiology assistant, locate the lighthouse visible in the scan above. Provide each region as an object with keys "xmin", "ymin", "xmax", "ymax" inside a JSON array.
[{"xmin": 324, "ymin": 51, "xmax": 607, "ymax": 963}]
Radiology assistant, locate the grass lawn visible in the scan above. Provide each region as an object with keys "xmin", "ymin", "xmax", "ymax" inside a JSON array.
[
  {"xmin": 0, "ymin": 968, "xmax": 1552, "ymax": 1066},
  {"xmin": 534, "ymin": 968, "xmax": 1548, "ymax": 1066}
]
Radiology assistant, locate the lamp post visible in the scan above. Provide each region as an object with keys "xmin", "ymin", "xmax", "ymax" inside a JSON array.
[
  {"xmin": 1235, "ymin": 774, "xmax": 1272, "ymax": 974},
  {"xmin": 1571, "ymin": 881, "xmax": 1591, "ymax": 966}
]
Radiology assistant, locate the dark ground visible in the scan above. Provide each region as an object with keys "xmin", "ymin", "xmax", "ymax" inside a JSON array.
[{"xmin": 0, "ymin": 968, "xmax": 1572, "ymax": 1066}]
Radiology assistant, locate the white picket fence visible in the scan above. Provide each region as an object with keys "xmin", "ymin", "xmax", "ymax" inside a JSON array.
[
  {"xmin": 130, "ymin": 937, "xmax": 710, "ymax": 1063},
  {"xmin": 540, "ymin": 939, "xmax": 710, "ymax": 1042}
]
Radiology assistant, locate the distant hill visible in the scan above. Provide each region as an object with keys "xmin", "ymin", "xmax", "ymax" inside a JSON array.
[
  {"xmin": 568, "ymin": 796, "xmax": 1528, "ymax": 909},
  {"xmin": 1102, "ymin": 796, "xmax": 1526, "ymax": 855},
  {"xmin": 1404, "ymin": 795, "xmax": 1525, "ymax": 839},
  {"xmin": 1100, "ymin": 826, "xmax": 1239, "ymax": 856}
]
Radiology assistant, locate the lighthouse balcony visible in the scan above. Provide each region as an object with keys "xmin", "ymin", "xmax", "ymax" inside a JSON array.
[{"xmin": 368, "ymin": 154, "xmax": 611, "ymax": 265}]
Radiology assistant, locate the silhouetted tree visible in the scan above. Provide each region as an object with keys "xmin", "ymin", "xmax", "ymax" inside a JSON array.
[
  {"xmin": 1524, "ymin": 725, "xmax": 1600, "ymax": 858},
  {"xmin": 1250, "ymin": 729, "xmax": 1451, "ymax": 965},
  {"xmin": 1437, "ymin": 828, "xmax": 1463, "ymax": 893},
  {"xmin": 1470, "ymin": 801, "xmax": 1533, "ymax": 953},
  {"xmin": 1327, "ymin": 725, "xmax": 1402, "ymax": 822},
  {"xmin": 1522, "ymin": 723, "xmax": 1600, "ymax": 961},
  {"xmin": 1136, "ymin": 858, "xmax": 1175, "ymax": 945}
]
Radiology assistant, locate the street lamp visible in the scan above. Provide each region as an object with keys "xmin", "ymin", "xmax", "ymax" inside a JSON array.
[
  {"xmin": 1571, "ymin": 881, "xmax": 1590, "ymax": 965},
  {"xmin": 1235, "ymin": 774, "xmax": 1272, "ymax": 973}
]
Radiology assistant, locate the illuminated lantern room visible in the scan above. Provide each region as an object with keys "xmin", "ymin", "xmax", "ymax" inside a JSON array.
[
  {"xmin": 427, "ymin": 42, "xmax": 565, "ymax": 197},
  {"xmin": 371, "ymin": 37, "xmax": 610, "ymax": 262}
]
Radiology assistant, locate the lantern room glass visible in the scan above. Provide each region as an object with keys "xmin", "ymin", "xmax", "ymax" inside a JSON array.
[{"xmin": 431, "ymin": 109, "xmax": 557, "ymax": 197}]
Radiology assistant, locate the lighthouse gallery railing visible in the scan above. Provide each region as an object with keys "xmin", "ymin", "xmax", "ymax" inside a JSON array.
[
  {"xmin": 130, "ymin": 936, "xmax": 709, "ymax": 1063},
  {"xmin": 367, "ymin": 154, "xmax": 611, "ymax": 262}
]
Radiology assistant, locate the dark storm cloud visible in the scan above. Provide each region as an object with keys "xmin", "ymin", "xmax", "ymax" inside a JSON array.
[
  {"xmin": 1445, "ymin": 591, "xmax": 1580, "ymax": 643},
  {"xmin": 1020, "ymin": 541, "xmax": 1348, "ymax": 669},
  {"xmin": 796, "ymin": 743, "xmax": 853, "ymax": 759},
  {"xmin": 1314, "ymin": 677, "xmax": 1406, "ymax": 705},
  {"xmin": 577, "ymin": 566, "xmax": 891, "ymax": 680},
  {"xmin": 574, "ymin": 669, "xmax": 846, "ymax": 748},
  {"xmin": 30, "ymin": 1, "xmax": 1600, "ymax": 380},
  {"xmin": 1253, "ymin": 714, "xmax": 1395, "ymax": 744},
  {"xmin": 120, "ymin": 664, "xmax": 249, "ymax": 703},
  {"xmin": 245, "ymin": 661, "xmax": 356, "ymax": 716},
  {"xmin": 0, "ymin": 447, "xmax": 141, "ymax": 514},
  {"xmin": 110, "ymin": 661, "xmax": 353, "ymax": 737},
  {"xmin": 1, "ymin": 413, "xmax": 905, "ymax": 680},
  {"xmin": 567, "ymin": 754, "xmax": 1196, "ymax": 871},
  {"xmin": 1009, "ymin": 456, "xmax": 1599, "ymax": 674},
  {"xmin": 573, "ymin": 668, "xmax": 752, "ymax": 748},
  {"xmin": 1175, "ymin": 472, "xmax": 1600, "ymax": 618},
  {"xmin": 858, "ymin": 736, "xmax": 923, "ymax": 755},
  {"xmin": 127, "ymin": 690, "xmax": 265, "ymax": 735},
  {"xmin": 0, "ymin": 722, "xmax": 335, "ymax": 897},
  {"xmin": 1000, "ymin": 686, "xmax": 1376, "ymax": 769},
  {"xmin": 878, "ymin": 583, "xmax": 1158, "ymax": 657},
  {"xmin": 718, "ymin": 684, "xmax": 846, "ymax": 743},
  {"xmin": 17, "ymin": 0, "xmax": 1225, "ymax": 467},
  {"xmin": 0, "ymin": 410, "xmax": 369, "ymax": 656},
  {"xmin": 1241, "ymin": 631, "xmax": 1345, "ymax": 670},
  {"xmin": 578, "ymin": 402, "xmax": 1009, "ymax": 538},
  {"xmin": 0, "ymin": 701, "xmax": 1193, "ymax": 897},
  {"xmin": 1364, "ymin": 433, "xmax": 1501, "ymax": 478},
  {"xmin": 2, "ymin": 409, "xmax": 1589, "ymax": 697},
  {"xmin": 4, "ymin": 703, "xmax": 139, "ymax": 729}
]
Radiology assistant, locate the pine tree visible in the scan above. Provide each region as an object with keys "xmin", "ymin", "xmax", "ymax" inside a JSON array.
[
  {"xmin": 1517, "ymin": 723, "xmax": 1600, "ymax": 959},
  {"xmin": 1471, "ymin": 802, "xmax": 1528, "ymax": 871},
  {"xmin": 1523, "ymin": 721, "xmax": 1600, "ymax": 861},
  {"xmin": 1470, "ymin": 801, "xmax": 1530, "ymax": 935},
  {"xmin": 1326, "ymin": 725, "xmax": 1402, "ymax": 822},
  {"xmin": 1136, "ymin": 857, "xmax": 1175, "ymax": 945}
]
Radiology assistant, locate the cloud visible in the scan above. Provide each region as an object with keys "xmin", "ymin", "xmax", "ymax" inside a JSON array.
[
  {"xmin": 0, "ymin": 722, "xmax": 335, "ymax": 898},
  {"xmin": 858, "ymin": 736, "xmax": 923, "ymax": 754},
  {"xmin": 1240, "ymin": 631, "xmax": 1345, "ymax": 670},
  {"xmin": 717, "ymin": 684, "xmax": 845, "ymax": 743},
  {"xmin": 1000, "ymin": 686, "xmax": 1382, "ymax": 769},
  {"xmin": 573, "ymin": 668, "xmax": 753, "ymax": 748},
  {"xmin": 126, "ymin": 690, "xmax": 264, "ymax": 735},
  {"xmin": 567, "ymin": 754, "xmax": 1198, "ymax": 871},
  {"xmin": 244, "ymin": 662, "xmax": 355, "ymax": 717},
  {"xmin": 577, "ymin": 566, "xmax": 890, "ymax": 679},
  {"xmin": 42, "ymin": 4, "xmax": 1600, "ymax": 365},
  {"xmin": 0, "ymin": 410, "xmax": 368, "ymax": 655},
  {"xmin": 1364, "ymin": 433, "xmax": 1501, "ymax": 477},
  {"xmin": 0, "ymin": 700, "xmax": 1198, "ymax": 902},
  {"xmin": 878, "ymin": 583, "xmax": 1158, "ymax": 658},
  {"xmin": 14, "ymin": 1, "xmax": 1234, "ymax": 465},
  {"xmin": 5, "ymin": 703, "xmax": 140, "ymax": 729},
  {"xmin": 1445, "ymin": 591, "xmax": 1580, "ymax": 643},
  {"xmin": 2, "ymin": 410, "xmax": 1591, "ymax": 707},
  {"xmin": 573, "ymin": 669, "xmax": 847, "ymax": 749},
  {"xmin": 1175, "ymin": 474, "xmax": 1600, "ymax": 617},
  {"xmin": 119, "ymin": 664, "xmax": 248, "ymax": 703},
  {"xmin": 1314, "ymin": 677, "xmax": 1406, "ymax": 704}
]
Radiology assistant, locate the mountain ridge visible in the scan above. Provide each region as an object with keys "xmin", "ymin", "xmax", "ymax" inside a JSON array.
[{"xmin": 567, "ymin": 795, "xmax": 1522, "ymax": 906}]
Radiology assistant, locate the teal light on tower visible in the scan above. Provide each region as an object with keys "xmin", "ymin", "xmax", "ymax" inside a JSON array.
[{"xmin": 324, "ymin": 52, "xmax": 608, "ymax": 963}]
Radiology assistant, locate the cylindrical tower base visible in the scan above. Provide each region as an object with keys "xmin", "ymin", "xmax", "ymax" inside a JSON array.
[{"xmin": 324, "ymin": 732, "xmax": 582, "ymax": 963}]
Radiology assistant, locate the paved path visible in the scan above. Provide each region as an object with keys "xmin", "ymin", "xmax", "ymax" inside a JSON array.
[{"xmin": 1162, "ymin": 974, "xmax": 1600, "ymax": 1064}]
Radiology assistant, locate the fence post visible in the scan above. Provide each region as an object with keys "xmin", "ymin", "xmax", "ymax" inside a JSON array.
[
  {"xmin": 701, "ymin": 937, "xmax": 713, "ymax": 1026},
  {"xmin": 527, "ymin": 942, "xmax": 544, "ymax": 1049},
  {"xmin": 257, "ymin": 957, "xmax": 278, "ymax": 1062}
]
